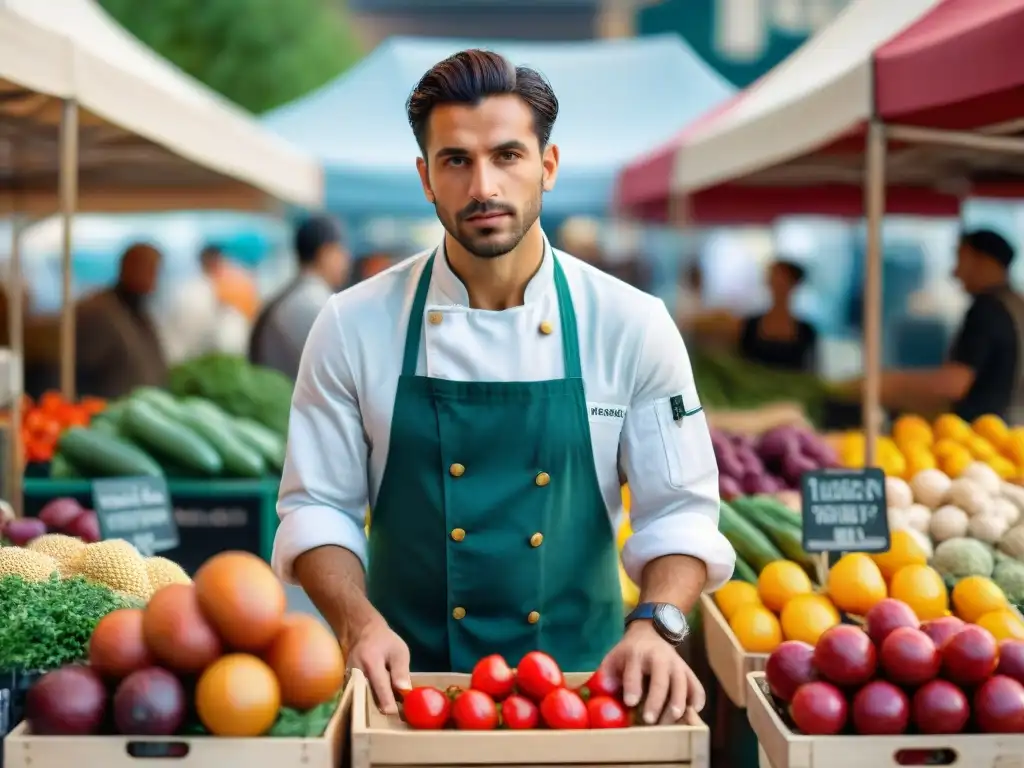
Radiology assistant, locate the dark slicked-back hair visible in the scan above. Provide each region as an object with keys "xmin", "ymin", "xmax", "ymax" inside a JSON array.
[{"xmin": 406, "ymin": 49, "xmax": 559, "ymax": 158}]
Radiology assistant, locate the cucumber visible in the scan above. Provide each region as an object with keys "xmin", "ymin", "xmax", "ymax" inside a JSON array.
[
  {"xmin": 58, "ymin": 427, "xmax": 164, "ymax": 478},
  {"xmin": 734, "ymin": 495, "xmax": 802, "ymax": 529},
  {"xmin": 718, "ymin": 501, "xmax": 785, "ymax": 574},
  {"xmin": 49, "ymin": 453, "xmax": 82, "ymax": 479},
  {"xmin": 732, "ymin": 557, "xmax": 758, "ymax": 584},
  {"xmin": 732, "ymin": 497, "xmax": 816, "ymax": 570},
  {"xmin": 231, "ymin": 417, "xmax": 286, "ymax": 472},
  {"xmin": 176, "ymin": 411, "xmax": 265, "ymax": 478},
  {"xmin": 121, "ymin": 400, "xmax": 223, "ymax": 476},
  {"xmin": 89, "ymin": 417, "xmax": 121, "ymax": 437},
  {"xmin": 131, "ymin": 387, "xmax": 185, "ymax": 419}
]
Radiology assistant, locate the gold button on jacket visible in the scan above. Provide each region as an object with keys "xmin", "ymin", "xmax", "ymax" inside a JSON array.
[
  {"xmin": 539, "ymin": 320, "xmax": 554, "ymax": 335},
  {"xmin": 449, "ymin": 463, "xmax": 465, "ymax": 477},
  {"xmin": 529, "ymin": 532, "xmax": 544, "ymax": 547},
  {"xmin": 452, "ymin": 606, "xmax": 466, "ymax": 620},
  {"xmin": 451, "ymin": 528, "xmax": 466, "ymax": 542},
  {"xmin": 535, "ymin": 471, "xmax": 550, "ymax": 487},
  {"xmin": 427, "ymin": 311, "xmax": 443, "ymax": 325},
  {"xmin": 527, "ymin": 611, "xmax": 541, "ymax": 624}
]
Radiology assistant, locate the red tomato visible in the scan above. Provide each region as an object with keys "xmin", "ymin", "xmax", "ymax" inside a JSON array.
[
  {"xmin": 402, "ymin": 687, "xmax": 451, "ymax": 730},
  {"xmin": 499, "ymin": 693, "xmax": 539, "ymax": 730},
  {"xmin": 516, "ymin": 651, "xmax": 564, "ymax": 701},
  {"xmin": 579, "ymin": 668, "xmax": 620, "ymax": 700},
  {"xmin": 471, "ymin": 654, "xmax": 515, "ymax": 700},
  {"xmin": 540, "ymin": 688, "xmax": 589, "ymax": 729},
  {"xmin": 451, "ymin": 689, "xmax": 499, "ymax": 730},
  {"xmin": 587, "ymin": 695, "xmax": 631, "ymax": 728}
]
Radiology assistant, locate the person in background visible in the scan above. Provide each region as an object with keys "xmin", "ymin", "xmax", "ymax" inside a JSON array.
[
  {"xmin": 691, "ymin": 260, "xmax": 817, "ymax": 372},
  {"xmin": 249, "ymin": 215, "xmax": 349, "ymax": 379},
  {"xmin": 76, "ymin": 243, "xmax": 167, "ymax": 398},
  {"xmin": 863, "ymin": 229, "xmax": 1024, "ymax": 422}
]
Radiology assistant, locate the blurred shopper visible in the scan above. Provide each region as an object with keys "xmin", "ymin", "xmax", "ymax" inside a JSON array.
[
  {"xmin": 249, "ymin": 215, "xmax": 349, "ymax": 379},
  {"xmin": 691, "ymin": 260, "xmax": 817, "ymax": 372},
  {"xmin": 864, "ymin": 229, "xmax": 1024, "ymax": 422},
  {"xmin": 76, "ymin": 243, "xmax": 167, "ymax": 398},
  {"xmin": 162, "ymin": 244, "xmax": 251, "ymax": 364}
]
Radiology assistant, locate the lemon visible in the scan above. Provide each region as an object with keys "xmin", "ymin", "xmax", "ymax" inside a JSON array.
[
  {"xmin": 976, "ymin": 610, "xmax": 1024, "ymax": 641},
  {"xmin": 780, "ymin": 594, "xmax": 840, "ymax": 645},
  {"xmin": 757, "ymin": 561, "xmax": 813, "ymax": 613},
  {"xmin": 890, "ymin": 564, "xmax": 948, "ymax": 620},
  {"xmin": 729, "ymin": 604, "xmax": 783, "ymax": 653},
  {"xmin": 974, "ymin": 415, "xmax": 1010, "ymax": 450},
  {"xmin": 934, "ymin": 414, "xmax": 972, "ymax": 443},
  {"xmin": 715, "ymin": 580, "xmax": 761, "ymax": 621},
  {"xmin": 952, "ymin": 576, "xmax": 1008, "ymax": 623},
  {"xmin": 871, "ymin": 529, "xmax": 929, "ymax": 582},
  {"xmin": 828, "ymin": 553, "xmax": 887, "ymax": 616},
  {"xmin": 893, "ymin": 415, "xmax": 934, "ymax": 448}
]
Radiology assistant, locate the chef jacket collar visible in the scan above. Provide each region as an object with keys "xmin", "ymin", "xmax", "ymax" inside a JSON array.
[{"xmin": 431, "ymin": 232, "xmax": 556, "ymax": 307}]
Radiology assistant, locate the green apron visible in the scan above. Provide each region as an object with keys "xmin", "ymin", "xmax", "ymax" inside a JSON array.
[{"xmin": 367, "ymin": 251, "xmax": 622, "ymax": 673}]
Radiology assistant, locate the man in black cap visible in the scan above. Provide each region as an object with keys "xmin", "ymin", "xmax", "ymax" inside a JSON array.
[
  {"xmin": 249, "ymin": 215, "xmax": 349, "ymax": 379},
  {"xmin": 873, "ymin": 228, "xmax": 1023, "ymax": 422}
]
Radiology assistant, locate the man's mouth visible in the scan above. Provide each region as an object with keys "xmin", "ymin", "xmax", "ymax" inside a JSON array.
[{"xmin": 466, "ymin": 212, "xmax": 511, "ymax": 223}]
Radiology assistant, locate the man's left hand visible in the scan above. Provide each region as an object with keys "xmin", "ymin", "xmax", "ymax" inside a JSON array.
[{"xmin": 596, "ymin": 621, "xmax": 704, "ymax": 725}]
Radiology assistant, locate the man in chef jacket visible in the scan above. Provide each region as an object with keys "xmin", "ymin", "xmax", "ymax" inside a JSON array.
[{"xmin": 272, "ymin": 49, "xmax": 734, "ymax": 725}]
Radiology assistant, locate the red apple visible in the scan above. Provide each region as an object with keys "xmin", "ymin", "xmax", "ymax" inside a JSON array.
[
  {"xmin": 996, "ymin": 639, "xmax": 1024, "ymax": 686},
  {"xmin": 864, "ymin": 599, "xmax": 919, "ymax": 646},
  {"xmin": 911, "ymin": 679, "xmax": 970, "ymax": 735},
  {"xmin": 789, "ymin": 682, "xmax": 848, "ymax": 735},
  {"xmin": 880, "ymin": 627, "xmax": 940, "ymax": 686},
  {"xmin": 765, "ymin": 641, "xmax": 816, "ymax": 703},
  {"xmin": 813, "ymin": 625, "xmax": 877, "ymax": 687},
  {"xmin": 852, "ymin": 680, "xmax": 910, "ymax": 735},
  {"xmin": 974, "ymin": 675, "xmax": 1024, "ymax": 734},
  {"xmin": 942, "ymin": 626, "xmax": 999, "ymax": 686},
  {"xmin": 921, "ymin": 616, "xmax": 966, "ymax": 648}
]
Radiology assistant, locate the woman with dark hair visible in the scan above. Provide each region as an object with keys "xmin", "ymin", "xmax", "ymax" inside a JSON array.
[{"xmin": 738, "ymin": 260, "xmax": 817, "ymax": 372}]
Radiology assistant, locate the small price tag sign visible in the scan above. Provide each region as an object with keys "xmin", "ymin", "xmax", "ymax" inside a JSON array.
[
  {"xmin": 800, "ymin": 467, "xmax": 890, "ymax": 553},
  {"xmin": 92, "ymin": 476, "xmax": 179, "ymax": 556}
]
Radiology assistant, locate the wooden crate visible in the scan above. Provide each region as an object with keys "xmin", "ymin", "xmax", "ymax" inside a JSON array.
[
  {"xmin": 746, "ymin": 672, "xmax": 1024, "ymax": 768},
  {"xmin": 3, "ymin": 675, "xmax": 352, "ymax": 768},
  {"xmin": 700, "ymin": 594, "xmax": 767, "ymax": 708},
  {"xmin": 349, "ymin": 669, "xmax": 709, "ymax": 768}
]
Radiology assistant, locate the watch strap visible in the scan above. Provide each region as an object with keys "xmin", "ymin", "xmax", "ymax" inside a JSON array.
[{"xmin": 625, "ymin": 603, "xmax": 657, "ymax": 624}]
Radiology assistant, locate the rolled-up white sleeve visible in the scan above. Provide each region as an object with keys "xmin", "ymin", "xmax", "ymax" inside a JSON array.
[
  {"xmin": 619, "ymin": 302, "xmax": 735, "ymax": 592},
  {"xmin": 271, "ymin": 298, "xmax": 369, "ymax": 584}
]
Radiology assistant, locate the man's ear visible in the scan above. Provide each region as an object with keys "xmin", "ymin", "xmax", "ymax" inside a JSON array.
[
  {"xmin": 542, "ymin": 143, "xmax": 560, "ymax": 193},
  {"xmin": 416, "ymin": 157, "xmax": 435, "ymax": 203}
]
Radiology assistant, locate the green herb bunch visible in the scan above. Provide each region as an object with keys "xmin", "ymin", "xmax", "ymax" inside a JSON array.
[{"xmin": 0, "ymin": 574, "xmax": 134, "ymax": 672}]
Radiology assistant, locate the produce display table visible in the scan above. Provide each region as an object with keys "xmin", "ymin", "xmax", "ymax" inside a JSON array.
[{"xmin": 20, "ymin": 477, "xmax": 280, "ymax": 574}]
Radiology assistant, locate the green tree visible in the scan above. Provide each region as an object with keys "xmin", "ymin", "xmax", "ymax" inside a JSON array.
[{"xmin": 98, "ymin": 0, "xmax": 363, "ymax": 113}]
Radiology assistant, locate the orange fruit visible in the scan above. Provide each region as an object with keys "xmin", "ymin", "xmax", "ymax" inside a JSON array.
[
  {"xmin": 715, "ymin": 581, "xmax": 761, "ymax": 621},
  {"xmin": 938, "ymin": 444, "xmax": 973, "ymax": 478},
  {"xmin": 934, "ymin": 414, "xmax": 972, "ymax": 443},
  {"xmin": 196, "ymin": 654, "xmax": 281, "ymax": 736},
  {"xmin": 757, "ymin": 561, "xmax": 813, "ymax": 613},
  {"xmin": 893, "ymin": 415, "xmax": 933, "ymax": 449},
  {"xmin": 966, "ymin": 435, "xmax": 999, "ymax": 462},
  {"xmin": 143, "ymin": 584, "xmax": 223, "ymax": 674},
  {"xmin": 194, "ymin": 551, "xmax": 286, "ymax": 652},
  {"xmin": 780, "ymin": 594, "xmax": 840, "ymax": 645},
  {"xmin": 952, "ymin": 577, "xmax": 1008, "ymax": 623},
  {"xmin": 729, "ymin": 604, "xmax": 783, "ymax": 653},
  {"xmin": 263, "ymin": 617, "xmax": 345, "ymax": 710},
  {"xmin": 827, "ymin": 553, "xmax": 887, "ymax": 616},
  {"xmin": 889, "ymin": 564, "xmax": 948, "ymax": 620},
  {"xmin": 871, "ymin": 529, "xmax": 928, "ymax": 582},
  {"xmin": 976, "ymin": 610, "xmax": 1024, "ymax": 641},
  {"xmin": 973, "ymin": 415, "xmax": 1010, "ymax": 450},
  {"xmin": 88, "ymin": 608, "xmax": 153, "ymax": 679}
]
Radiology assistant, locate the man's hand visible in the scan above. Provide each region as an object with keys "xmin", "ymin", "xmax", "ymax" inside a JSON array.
[
  {"xmin": 347, "ymin": 618, "xmax": 412, "ymax": 715},
  {"xmin": 597, "ymin": 622, "xmax": 704, "ymax": 725}
]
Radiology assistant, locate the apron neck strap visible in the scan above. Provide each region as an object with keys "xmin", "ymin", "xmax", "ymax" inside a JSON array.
[{"xmin": 401, "ymin": 247, "xmax": 583, "ymax": 379}]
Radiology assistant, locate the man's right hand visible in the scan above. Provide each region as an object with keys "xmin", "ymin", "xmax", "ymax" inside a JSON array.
[{"xmin": 347, "ymin": 619, "xmax": 412, "ymax": 714}]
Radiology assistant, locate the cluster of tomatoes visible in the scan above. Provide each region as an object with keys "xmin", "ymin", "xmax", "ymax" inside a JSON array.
[
  {"xmin": 20, "ymin": 391, "xmax": 106, "ymax": 463},
  {"xmin": 402, "ymin": 651, "xmax": 632, "ymax": 731}
]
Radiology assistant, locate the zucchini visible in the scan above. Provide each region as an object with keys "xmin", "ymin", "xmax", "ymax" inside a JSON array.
[
  {"xmin": 131, "ymin": 387, "xmax": 185, "ymax": 419},
  {"xmin": 732, "ymin": 557, "xmax": 758, "ymax": 584},
  {"xmin": 181, "ymin": 397, "xmax": 231, "ymax": 423},
  {"xmin": 718, "ymin": 501, "xmax": 785, "ymax": 574},
  {"xmin": 231, "ymin": 417, "xmax": 285, "ymax": 472},
  {"xmin": 121, "ymin": 400, "xmax": 223, "ymax": 476},
  {"xmin": 733, "ymin": 495, "xmax": 801, "ymax": 529},
  {"xmin": 176, "ymin": 410, "xmax": 265, "ymax": 478},
  {"xmin": 58, "ymin": 427, "xmax": 164, "ymax": 478},
  {"xmin": 49, "ymin": 453, "xmax": 82, "ymax": 479}
]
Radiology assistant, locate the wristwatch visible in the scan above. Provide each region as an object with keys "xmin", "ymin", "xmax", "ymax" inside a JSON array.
[{"xmin": 625, "ymin": 603, "xmax": 688, "ymax": 646}]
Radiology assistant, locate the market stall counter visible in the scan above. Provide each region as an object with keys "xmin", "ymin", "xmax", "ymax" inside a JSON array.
[{"xmin": 21, "ymin": 477, "xmax": 279, "ymax": 574}]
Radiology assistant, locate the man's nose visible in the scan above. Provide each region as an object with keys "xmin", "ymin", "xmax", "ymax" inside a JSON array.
[{"xmin": 468, "ymin": 163, "xmax": 499, "ymax": 201}]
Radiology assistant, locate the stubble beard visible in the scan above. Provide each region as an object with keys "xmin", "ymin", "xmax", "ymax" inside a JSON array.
[{"xmin": 436, "ymin": 184, "xmax": 544, "ymax": 260}]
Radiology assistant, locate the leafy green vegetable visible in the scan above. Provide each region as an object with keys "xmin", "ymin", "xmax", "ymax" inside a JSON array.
[
  {"xmin": 0, "ymin": 574, "xmax": 134, "ymax": 672},
  {"xmin": 169, "ymin": 354, "xmax": 293, "ymax": 436}
]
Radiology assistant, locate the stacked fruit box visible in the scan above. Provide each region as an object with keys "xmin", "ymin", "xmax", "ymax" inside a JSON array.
[
  {"xmin": 349, "ymin": 670, "xmax": 710, "ymax": 768},
  {"xmin": 700, "ymin": 594, "xmax": 768, "ymax": 708}
]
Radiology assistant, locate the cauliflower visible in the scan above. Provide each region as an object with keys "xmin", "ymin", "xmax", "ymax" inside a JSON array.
[
  {"xmin": 993, "ymin": 558, "xmax": 1024, "ymax": 606},
  {"xmin": 932, "ymin": 537, "xmax": 995, "ymax": 584}
]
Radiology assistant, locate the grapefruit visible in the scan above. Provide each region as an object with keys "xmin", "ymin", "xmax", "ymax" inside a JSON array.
[
  {"xmin": 143, "ymin": 584, "xmax": 222, "ymax": 673},
  {"xmin": 263, "ymin": 617, "xmax": 345, "ymax": 710},
  {"xmin": 194, "ymin": 551, "xmax": 286, "ymax": 651}
]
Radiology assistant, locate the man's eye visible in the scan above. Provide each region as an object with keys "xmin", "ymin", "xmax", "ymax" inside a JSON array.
[
  {"xmin": 498, "ymin": 152, "xmax": 519, "ymax": 162},
  {"xmin": 446, "ymin": 157, "xmax": 467, "ymax": 167}
]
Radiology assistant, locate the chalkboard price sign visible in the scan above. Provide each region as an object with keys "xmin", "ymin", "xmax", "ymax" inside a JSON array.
[
  {"xmin": 800, "ymin": 467, "xmax": 890, "ymax": 553},
  {"xmin": 92, "ymin": 477, "xmax": 180, "ymax": 556}
]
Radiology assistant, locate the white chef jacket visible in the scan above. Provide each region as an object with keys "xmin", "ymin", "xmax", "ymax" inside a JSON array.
[{"xmin": 273, "ymin": 239, "xmax": 735, "ymax": 592}]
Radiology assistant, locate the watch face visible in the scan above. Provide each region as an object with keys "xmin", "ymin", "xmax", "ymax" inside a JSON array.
[{"xmin": 656, "ymin": 605, "xmax": 687, "ymax": 637}]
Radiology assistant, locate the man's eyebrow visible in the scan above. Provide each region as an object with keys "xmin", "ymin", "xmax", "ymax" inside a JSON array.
[{"xmin": 434, "ymin": 140, "xmax": 530, "ymax": 161}]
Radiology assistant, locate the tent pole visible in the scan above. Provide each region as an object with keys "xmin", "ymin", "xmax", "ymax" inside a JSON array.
[
  {"xmin": 58, "ymin": 99, "xmax": 79, "ymax": 401},
  {"xmin": 7, "ymin": 216, "xmax": 23, "ymax": 517},
  {"xmin": 886, "ymin": 125, "xmax": 1024, "ymax": 155},
  {"xmin": 862, "ymin": 121, "xmax": 887, "ymax": 468}
]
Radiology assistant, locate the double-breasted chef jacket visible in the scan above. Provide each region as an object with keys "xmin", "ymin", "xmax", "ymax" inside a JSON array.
[{"xmin": 273, "ymin": 235, "xmax": 736, "ymax": 673}]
